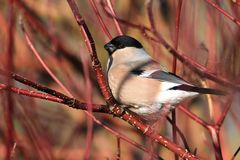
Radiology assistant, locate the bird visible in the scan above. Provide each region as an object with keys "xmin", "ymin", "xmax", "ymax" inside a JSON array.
[{"xmin": 104, "ymin": 35, "xmax": 226, "ymax": 120}]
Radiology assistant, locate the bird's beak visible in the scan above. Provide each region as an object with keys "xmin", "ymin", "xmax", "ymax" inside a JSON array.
[{"xmin": 104, "ymin": 43, "xmax": 116, "ymax": 54}]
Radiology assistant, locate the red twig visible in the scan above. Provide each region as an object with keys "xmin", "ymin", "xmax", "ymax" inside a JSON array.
[
  {"xmin": 167, "ymin": 117, "xmax": 191, "ymax": 152},
  {"xmin": 0, "ymin": 69, "xmax": 108, "ymax": 112},
  {"xmin": 173, "ymin": 0, "xmax": 183, "ymax": 73},
  {"xmin": 5, "ymin": 0, "xmax": 15, "ymax": 159},
  {"xmin": 88, "ymin": 0, "xmax": 112, "ymax": 39},
  {"xmin": 179, "ymin": 96, "xmax": 233, "ymax": 160},
  {"xmin": 172, "ymin": 109, "xmax": 178, "ymax": 160},
  {"xmin": 79, "ymin": 39, "xmax": 94, "ymax": 159},
  {"xmin": 173, "ymin": 1, "xmax": 183, "ymax": 159},
  {"xmin": 0, "ymin": 83, "xmax": 62, "ymax": 103},
  {"xmin": 106, "ymin": 0, "xmax": 123, "ymax": 35},
  {"xmin": 204, "ymin": 0, "xmax": 240, "ymax": 27},
  {"xmin": 209, "ymin": 98, "xmax": 233, "ymax": 160},
  {"xmin": 178, "ymin": 105, "xmax": 210, "ymax": 129},
  {"xmin": 216, "ymin": 97, "xmax": 233, "ymax": 127},
  {"xmin": 146, "ymin": 0, "xmax": 155, "ymax": 30},
  {"xmin": 230, "ymin": 110, "xmax": 240, "ymax": 130},
  {"xmin": 207, "ymin": 125, "xmax": 223, "ymax": 160},
  {"xmin": 20, "ymin": 20, "xmax": 72, "ymax": 97},
  {"xmin": 15, "ymin": 0, "xmax": 97, "ymax": 82},
  {"xmin": 16, "ymin": 99, "xmax": 54, "ymax": 159},
  {"xmin": 90, "ymin": 116, "xmax": 162, "ymax": 160},
  {"xmin": 116, "ymin": 137, "xmax": 121, "ymax": 160}
]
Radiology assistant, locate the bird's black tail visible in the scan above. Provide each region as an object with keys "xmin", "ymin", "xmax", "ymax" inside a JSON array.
[{"xmin": 169, "ymin": 84, "xmax": 227, "ymax": 96}]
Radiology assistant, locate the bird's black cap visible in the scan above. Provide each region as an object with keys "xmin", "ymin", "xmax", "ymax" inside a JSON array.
[{"xmin": 104, "ymin": 35, "xmax": 143, "ymax": 55}]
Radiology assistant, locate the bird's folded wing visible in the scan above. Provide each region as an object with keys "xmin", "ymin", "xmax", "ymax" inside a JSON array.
[
  {"xmin": 130, "ymin": 61, "xmax": 189, "ymax": 85},
  {"xmin": 130, "ymin": 64, "xmax": 227, "ymax": 95}
]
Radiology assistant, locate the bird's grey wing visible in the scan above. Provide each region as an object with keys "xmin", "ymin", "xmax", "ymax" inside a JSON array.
[
  {"xmin": 131, "ymin": 65, "xmax": 227, "ymax": 95},
  {"xmin": 143, "ymin": 70, "xmax": 189, "ymax": 85},
  {"xmin": 131, "ymin": 63, "xmax": 189, "ymax": 85}
]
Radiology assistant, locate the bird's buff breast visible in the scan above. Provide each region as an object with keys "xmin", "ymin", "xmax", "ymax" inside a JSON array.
[{"xmin": 107, "ymin": 65, "xmax": 165, "ymax": 115}]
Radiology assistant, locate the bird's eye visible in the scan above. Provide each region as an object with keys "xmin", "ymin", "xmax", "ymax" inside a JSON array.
[{"xmin": 118, "ymin": 44, "xmax": 124, "ymax": 48}]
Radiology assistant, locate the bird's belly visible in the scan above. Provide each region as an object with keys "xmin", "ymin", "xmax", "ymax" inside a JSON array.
[
  {"xmin": 108, "ymin": 71, "xmax": 164, "ymax": 115},
  {"xmin": 108, "ymin": 73, "xmax": 158, "ymax": 104}
]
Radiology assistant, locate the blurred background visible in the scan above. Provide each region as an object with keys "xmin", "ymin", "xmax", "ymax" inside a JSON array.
[{"xmin": 0, "ymin": 0, "xmax": 239, "ymax": 159}]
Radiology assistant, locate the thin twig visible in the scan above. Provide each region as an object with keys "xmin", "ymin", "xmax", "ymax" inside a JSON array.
[
  {"xmin": 79, "ymin": 35, "xmax": 94, "ymax": 159},
  {"xmin": 0, "ymin": 83, "xmax": 63, "ymax": 103},
  {"xmin": 173, "ymin": 0, "xmax": 183, "ymax": 73},
  {"xmin": 210, "ymin": 97, "xmax": 233, "ymax": 160},
  {"xmin": 20, "ymin": 19, "xmax": 73, "ymax": 97},
  {"xmin": 178, "ymin": 105, "xmax": 210, "ymax": 129},
  {"xmin": 167, "ymin": 117, "xmax": 191, "ymax": 152},
  {"xmin": 0, "ymin": 69, "xmax": 108, "ymax": 112},
  {"xmin": 207, "ymin": 126, "xmax": 223, "ymax": 160},
  {"xmin": 216, "ymin": 97, "xmax": 233, "ymax": 127},
  {"xmin": 88, "ymin": 0, "xmax": 112, "ymax": 39},
  {"xmin": 15, "ymin": 0, "xmax": 97, "ymax": 82},
  {"xmin": 106, "ymin": 0, "xmax": 123, "ymax": 35},
  {"xmin": 116, "ymin": 137, "xmax": 121, "ymax": 160},
  {"xmin": 5, "ymin": 0, "xmax": 15, "ymax": 159},
  {"xmin": 204, "ymin": 0, "xmax": 240, "ymax": 27},
  {"xmin": 172, "ymin": 1, "xmax": 183, "ymax": 159}
]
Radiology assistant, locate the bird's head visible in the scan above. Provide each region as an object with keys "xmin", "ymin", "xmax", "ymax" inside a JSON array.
[{"xmin": 104, "ymin": 35, "xmax": 143, "ymax": 55}]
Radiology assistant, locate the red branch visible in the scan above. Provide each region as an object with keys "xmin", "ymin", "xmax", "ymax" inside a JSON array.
[
  {"xmin": 178, "ymin": 96, "xmax": 234, "ymax": 160},
  {"xmin": 172, "ymin": 1, "xmax": 183, "ymax": 159},
  {"xmin": 204, "ymin": 0, "xmax": 240, "ymax": 27},
  {"xmin": 0, "ymin": 84, "xmax": 63, "ymax": 103},
  {"xmin": 14, "ymin": 0, "xmax": 98, "ymax": 83},
  {"xmin": 0, "ymin": 69, "xmax": 108, "ymax": 113},
  {"xmin": 88, "ymin": 0, "xmax": 112, "ymax": 39},
  {"xmin": 173, "ymin": 0, "xmax": 183, "ymax": 73},
  {"xmin": 5, "ymin": 0, "xmax": 15, "ymax": 159},
  {"xmin": 106, "ymin": 0, "xmax": 123, "ymax": 35},
  {"xmin": 0, "ymin": 73, "xmax": 163, "ymax": 159},
  {"xmin": 116, "ymin": 137, "xmax": 121, "ymax": 160}
]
